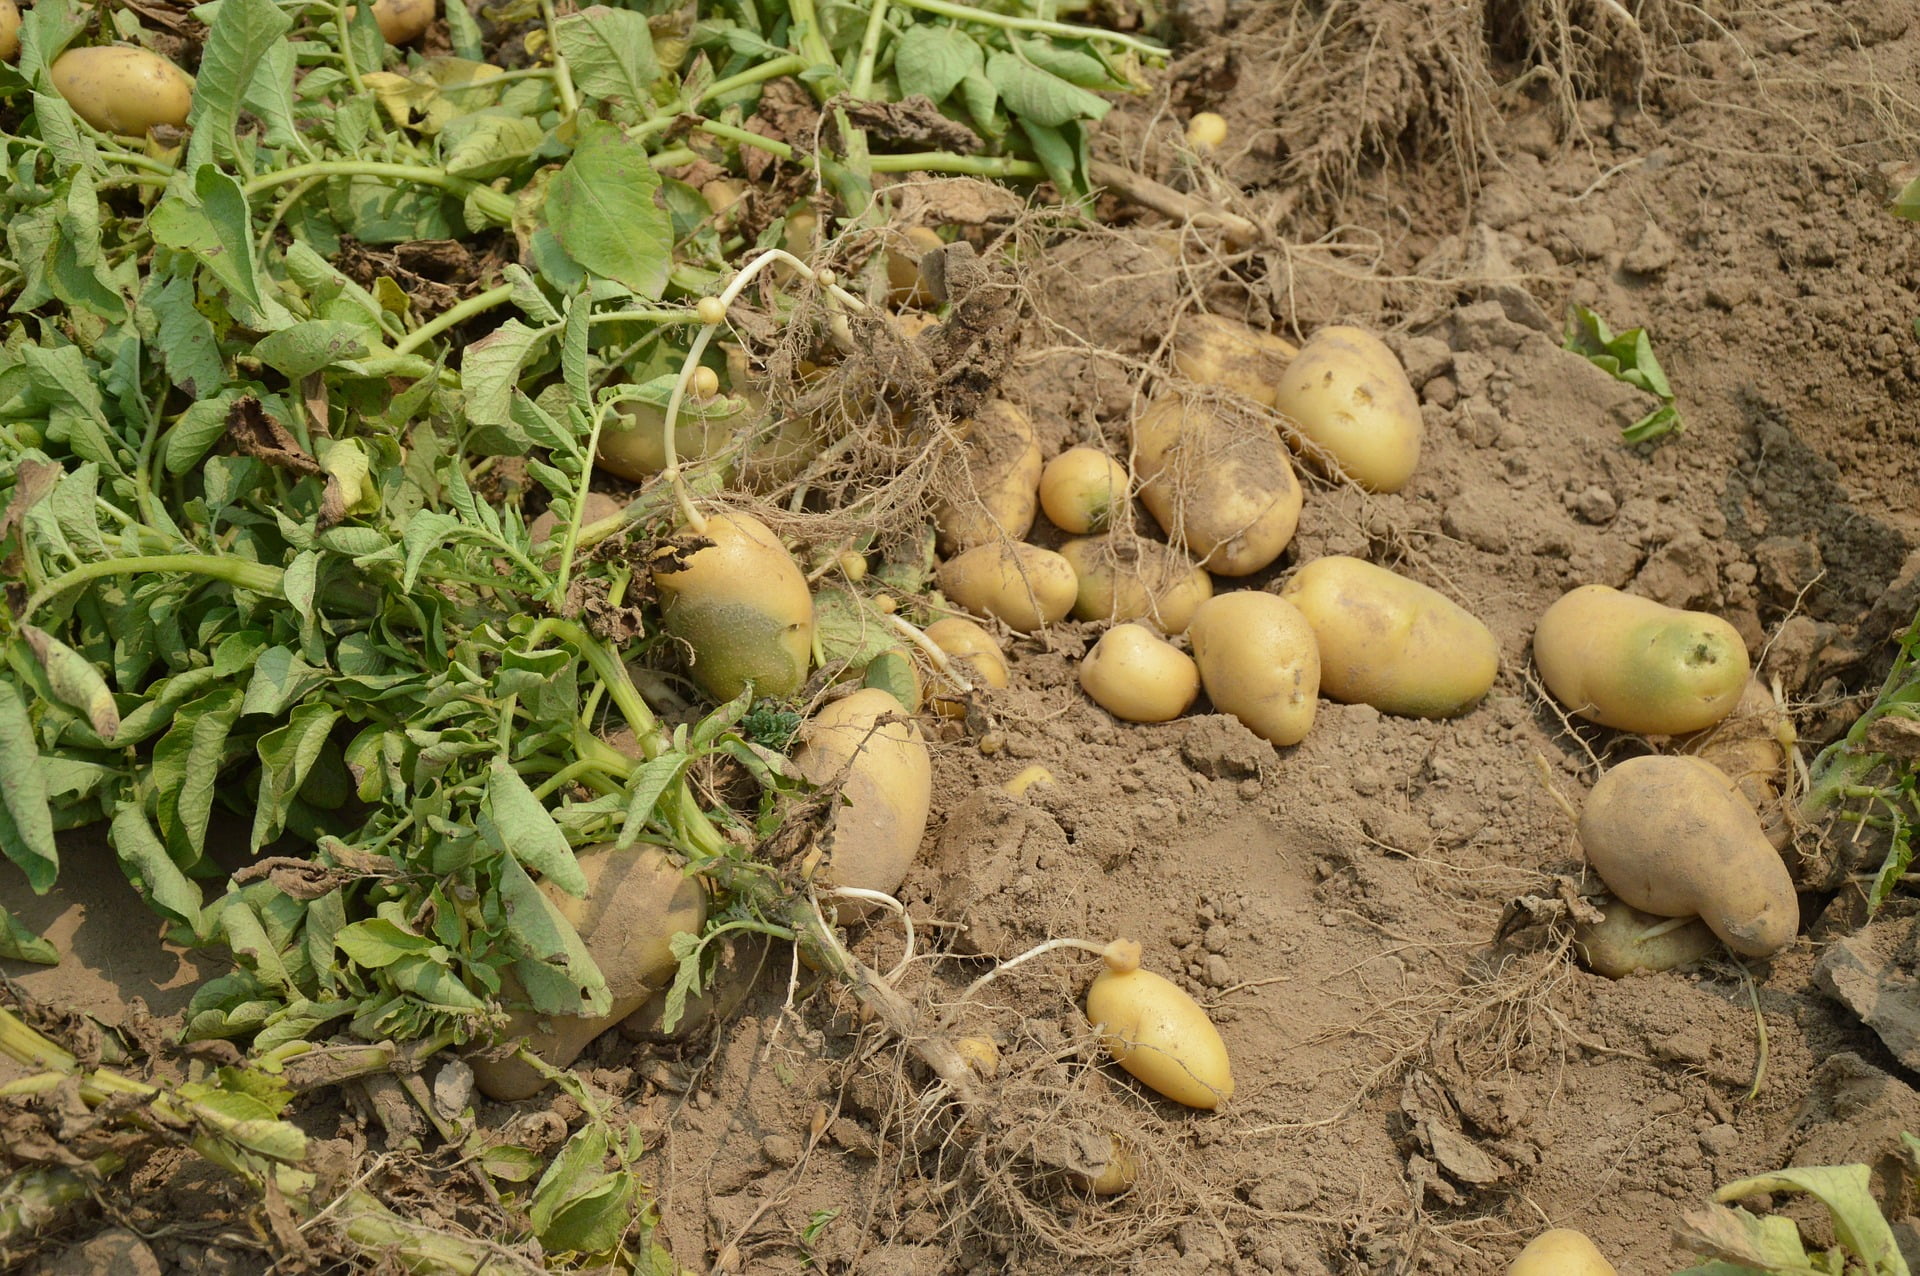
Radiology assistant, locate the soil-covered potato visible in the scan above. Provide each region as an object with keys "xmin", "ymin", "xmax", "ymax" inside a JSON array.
[
  {"xmin": 1533, "ymin": 585, "xmax": 1750, "ymax": 735},
  {"xmin": 0, "ymin": 0, "xmax": 20, "ymax": 62},
  {"xmin": 1579, "ymin": 755, "xmax": 1798, "ymax": 958},
  {"xmin": 923, "ymin": 617, "xmax": 1009, "ymax": 691},
  {"xmin": 1188, "ymin": 592, "xmax": 1320, "ymax": 746},
  {"xmin": 1039, "ymin": 447, "xmax": 1131, "ymax": 535},
  {"xmin": 1675, "ymin": 676, "xmax": 1791, "ymax": 847},
  {"xmin": 793, "ymin": 688, "xmax": 933, "ymax": 916},
  {"xmin": 1280, "ymin": 556, "xmax": 1497, "ymax": 718},
  {"xmin": 619, "ymin": 932, "xmax": 768, "ymax": 1042},
  {"xmin": 1085, "ymin": 940, "xmax": 1233, "ymax": 1109},
  {"xmin": 886, "ymin": 225, "xmax": 945, "ymax": 306},
  {"xmin": 1171, "ymin": 313, "xmax": 1297, "ymax": 406},
  {"xmin": 1058, "ymin": 534, "xmax": 1213, "ymax": 634},
  {"xmin": 1079, "ymin": 624, "xmax": 1200, "ymax": 724},
  {"xmin": 1507, "ymin": 1229, "xmax": 1618, "ymax": 1276},
  {"xmin": 51, "ymin": 46, "xmax": 194, "ymax": 135},
  {"xmin": 1573, "ymin": 898, "xmax": 1720, "ymax": 979},
  {"xmin": 1270, "ymin": 326, "xmax": 1422, "ymax": 492},
  {"xmin": 936, "ymin": 541, "xmax": 1077, "ymax": 633},
  {"xmin": 1133, "ymin": 393, "xmax": 1301, "ymax": 576},
  {"xmin": 471, "ymin": 845, "xmax": 706, "ymax": 1101},
  {"xmin": 934, "ymin": 400, "xmax": 1044, "ymax": 554},
  {"xmin": 652, "ymin": 511, "xmax": 813, "ymax": 701}
]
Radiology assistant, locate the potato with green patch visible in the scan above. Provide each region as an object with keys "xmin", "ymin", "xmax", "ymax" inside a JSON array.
[
  {"xmin": 51, "ymin": 46, "xmax": 194, "ymax": 135},
  {"xmin": 936, "ymin": 541, "xmax": 1077, "ymax": 633},
  {"xmin": 1270, "ymin": 326, "xmax": 1422, "ymax": 492},
  {"xmin": 1187, "ymin": 592, "xmax": 1319, "ymax": 746},
  {"xmin": 1533, "ymin": 585, "xmax": 1749, "ymax": 735},
  {"xmin": 1058, "ymin": 535, "xmax": 1213, "ymax": 634},
  {"xmin": 651, "ymin": 511, "xmax": 813, "ymax": 701},
  {"xmin": 1039, "ymin": 447, "xmax": 1130, "ymax": 534},
  {"xmin": 1133, "ymin": 393, "xmax": 1301, "ymax": 576}
]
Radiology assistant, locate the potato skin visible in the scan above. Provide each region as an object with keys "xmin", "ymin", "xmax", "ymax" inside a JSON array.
[
  {"xmin": 935, "ymin": 400, "xmax": 1043, "ymax": 554},
  {"xmin": 1133, "ymin": 393, "xmax": 1301, "ymax": 576},
  {"xmin": 1086, "ymin": 964, "xmax": 1234, "ymax": 1109},
  {"xmin": 1573, "ymin": 898, "xmax": 1719, "ymax": 979},
  {"xmin": 1187, "ymin": 592, "xmax": 1319, "ymax": 746},
  {"xmin": 923, "ymin": 617, "xmax": 1009, "ymax": 690},
  {"xmin": 936, "ymin": 541, "xmax": 1077, "ymax": 633},
  {"xmin": 0, "ymin": 0, "xmax": 19, "ymax": 62},
  {"xmin": 793, "ymin": 689, "xmax": 933, "ymax": 916},
  {"xmin": 597, "ymin": 398, "xmax": 737, "ymax": 481},
  {"xmin": 1079, "ymin": 624, "xmax": 1200, "ymax": 724},
  {"xmin": 1280, "ymin": 556, "xmax": 1497, "ymax": 718},
  {"xmin": 1507, "ymin": 1229, "xmax": 1618, "ymax": 1276},
  {"xmin": 363, "ymin": 0, "xmax": 436, "ymax": 43},
  {"xmin": 1579, "ymin": 755, "xmax": 1798, "ymax": 958},
  {"xmin": 1270, "ymin": 325, "xmax": 1422, "ymax": 493},
  {"xmin": 1534, "ymin": 586, "xmax": 1750, "ymax": 735},
  {"xmin": 1058, "ymin": 534, "xmax": 1212, "ymax": 634},
  {"xmin": 1171, "ymin": 313, "xmax": 1295, "ymax": 407},
  {"xmin": 651, "ymin": 511, "xmax": 813, "ymax": 701},
  {"xmin": 1039, "ymin": 447, "xmax": 1130, "ymax": 535},
  {"xmin": 51, "ymin": 47, "xmax": 195, "ymax": 136}
]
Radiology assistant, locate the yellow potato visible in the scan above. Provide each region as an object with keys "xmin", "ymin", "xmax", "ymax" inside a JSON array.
[
  {"xmin": 1279, "ymin": 555, "xmax": 1497, "ymax": 718},
  {"xmin": 700, "ymin": 177, "xmax": 747, "ymax": 230},
  {"xmin": 1133, "ymin": 393, "xmax": 1301, "ymax": 576},
  {"xmin": 1085, "ymin": 939, "xmax": 1233, "ymax": 1109},
  {"xmin": 885, "ymin": 225, "xmax": 945, "ymax": 307},
  {"xmin": 1079, "ymin": 624, "xmax": 1200, "ymax": 724},
  {"xmin": 1058, "ymin": 535, "xmax": 1213, "ymax": 634},
  {"xmin": 935, "ymin": 541, "xmax": 1077, "ymax": 633},
  {"xmin": 0, "ymin": 0, "xmax": 19, "ymax": 62},
  {"xmin": 935, "ymin": 400, "xmax": 1043, "ymax": 554},
  {"xmin": 793, "ymin": 688, "xmax": 932, "ymax": 916},
  {"xmin": 618, "ymin": 931, "xmax": 768, "ymax": 1042},
  {"xmin": 1002, "ymin": 764, "xmax": 1055, "ymax": 797},
  {"xmin": 1676, "ymin": 676, "xmax": 1791, "ymax": 848},
  {"xmin": 1579, "ymin": 755, "xmax": 1798, "ymax": 958},
  {"xmin": 51, "ymin": 46, "xmax": 194, "ymax": 136},
  {"xmin": 1271, "ymin": 325, "xmax": 1422, "ymax": 493},
  {"xmin": 651, "ymin": 511, "xmax": 813, "ymax": 701},
  {"xmin": 923, "ymin": 617, "xmax": 1009, "ymax": 690},
  {"xmin": 1171, "ymin": 313, "xmax": 1297, "ymax": 407},
  {"xmin": 596, "ymin": 395, "xmax": 738, "ymax": 481},
  {"xmin": 1573, "ymin": 898, "xmax": 1720, "ymax": 979},
  {"xmin": 1507, "ymin": 1228, "xmax": 1619, "ymax": 1276},
  {"xmin": 1185, "ymin": 112, "xmax": 1227, "ymax": 153},
  {"xmin": 1039, "ymin": 447, "xmax": 1130, "ymax": 535},
  {"xmin": 1187, "ymin": 592, "xmax": 1320, "ymax": 746},
  {"xmin": 954, "ymin": 1035, "xmax": 1000, "ymax": 1078},
  {"xmin": 1534, "ymin": 585, "xmax": 1750, "ymax": 735},
  {"xmin": 370, "ymin": 0, "xmax": 435, "ymax": 43}
]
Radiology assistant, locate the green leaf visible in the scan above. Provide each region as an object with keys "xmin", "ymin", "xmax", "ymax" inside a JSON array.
[
  {"xmin": 616, "ymin": 754, "xmax": 688, "ymax": 850},
  {"xmin": 1563, "ymin": 304, "xmax": 1684, "ymax": 440},
  {"xmin": 240, "ymin": 36, "xmax": 306, "ymax": 155},
  {"xmin": 440, "ymin": 112, "xmax": 545, "ymax": 179},
  {"xmin": 185, "ymin": 0, "xmax": 294, "ymax": 174},
  {"xmin": 30, "ymin": 92, "xmax": 95, "ymax": 173},
  {"xmin": 335, "ymin": 918, "xmax": 438, "ymax": 968},
  {"xmin": 496, "ymin": 851, "xmax": 610, "ymax": 1017},
  {"xmin": 153, "ymin": 687, "xmax": 244, "ymax": 866},
  {"xmin": 985, "ymin": 51, "xmax": 1110, "ymax": 128},
  {"xmin": 531, "ymin": 1124, "xmax": 636, "ymax": 1255},
  {"xmin": 0, "ymin": 906, "xmax": 58, "ymax": 965},
  {"xmin": 552, "ymin": 6, "xmax": 659, "ymax": 105},
  {"xmin": 0, "ymin": 682, "xmax": 60, "ymax": 893},
  {"xmin": 957, "ymin": 72, "xmax": 1003, "ymax": 140},
  {"xmin": 253, "ymin": 321, "xmax": 369, "ymax": 378},
  {"xmin": 546, "ymin": 122, "xmax": 673, "ymax": 298},
  {"xmin": 52, "ymin": 169, "xmax": 127, "ymax": 319},
  {"xmin": 387, "ymin": 953, "xmax": 489, "ymax": 1009},
  {"xmin": 400, "ymin": 510, "xmax": 466, "ymax": 592},
  {"xmin": 1711, "ymin": 1165, "xmax": 1908, "ymax": 1276},
  {"xmin": 1018, "ymin": 37, "xmax": 1130, "ymax": 89},
  {"xmin": 164, "ymin": 390, "xmax": 247, "ymax": 474},
  {"xmin": 152, "ymin": 167, "xmax": 282, "ymax": 327},
  {"xmin": 22, "ymin": 624, "xmax": 120, "ymax": 740},
  {"xmin": 894, "ymin": 25, "xmax": 980, "ymax": 103},
  {"xmin": 144, "ymin": 272, "xmax": 226, "ymax": 398},
  {"xmin": 251, "ymin": 702, "xmax": 341, "ymax": 850},
  {"xmin": 460, "ymin": 319, "xmax": 552, "ymax": 427},
  {"xmin": 1017, "ymin": 117, "xmax": 1087, "ymax": 202},
  {"xmin": 485, "ymin": 759, "xmax": 587, "ymax": 896},
  {"xmin": 109, "ymin": 802, "xmax": 206, "ymax": 933}
]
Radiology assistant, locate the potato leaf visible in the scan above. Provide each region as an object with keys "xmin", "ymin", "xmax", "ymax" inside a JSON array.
[
  {"xmin": 1712, "ymin": 1165, "xmax": 1909, "ymax": 1276},
  {"xmin": 553, "ymin": 7, "xmax": 660, "ymax": 107},
  {"xmin": 184, "ymin": 0, "xmax": 294, "ymax": 174},
  {"xmin": 894, "ymin": 25, "xmax": 981, "ymax": 104},
  {"xmin": 546, "ymin": 123, "xmax": 673, "ymax": 298},
  {"xmin": 484, "ymin": 758, "xmax": 588, "ymax": 897},
  {"xmin": 0, "ymin": 682, "xmax": 60, "ymax": 894},
  {"xmin": 0, "ymin": 905, "xmax": 57, "ymax": 965},
  {"xmin": 985, "ymin": 51, "xmax": 1111, "ymax": 128}
]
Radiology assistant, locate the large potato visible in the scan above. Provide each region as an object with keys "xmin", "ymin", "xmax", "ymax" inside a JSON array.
[
  {"xmin": 936, "ymin": 541, "xmax": 1077, "ymax": 633},
  {"xmin": 51, "ymin": 46, "xmax": 194, "ymax": 136},
  {"xmin": 1279, "ymin": 556, "xmax": 1496, "ymax": 718},
  {"xmin": 1579, "ymin": 755, "xmax": 1798, "ymax": 958},
  {"xmin": 471, "ymin": 845, "xmax": 706, "ymax": 1100},
  {"xmin": 651, "ymin": 511, "xmax": 813, "ymax": 701},
  {"xmin": 1507, "ymin": 1229, "xmax": 1618, "ymax": 1276},
  {"xmin": 1270, "ymin": 326, "xmax": 1422, "ymax": 493},
  {"xmin": 1079, "ymin": 624, "xmax": 1199, "ymax": 724},
  {"xmin": 1058, "ymin": 535, "xmax": 1212, "ymax": 634},
  {"xmin": 1133, "ymin": 393, "xmax": 1301, "ymax": 577},
  {"xmin": 793, "ymin": 688, "xmax": 932, "ymax": 917},
  {"xmin": 934, "ymin": 400, "xmax": 1043, "ymax": 554},
  {"xmin": 597, "ymin": 398, "xmax": 739, "ymax": 481},
  {"xmin": 1187, "ymin": 592, "xmax": 1320, "ymax": 746},
  {"xmin": 1171, "ymin": 314, "xmax": 1296, "ymax": 406},
  {"xmin": 1534, "ymin": 585, "xmax": 1749, "ymax": 735}
]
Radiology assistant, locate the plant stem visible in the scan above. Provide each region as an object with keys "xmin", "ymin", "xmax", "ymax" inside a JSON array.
[
  {"xmin": 850, "ymin": 0, "xmax": 891, "ymax": 100},
  {"xmin": 868, "ymin": 152, "xmax": 1048, "ymax": 178},
  {"xmin": 391, "ymin": 283, "xmax": 515, "ymax": 358},
  {"xmin": 25, "ymin": 555, "xmax": 284, "ymax": 621},
  {"xmin": 785, "ymin": 0, "xmax": 844, "ymax": 89},
  {"xmin": 888, "ymin": 0, "xmax": 1167, "ymax": 57},
  {"xmin": 335, "ymin": 0, "xmax": 368, "ymax": 95},
  {"xmin": 242, "ymin": 163, "xmax": 515, "ymax": 227},
  {"xmin": 703, "ymin": 53, "xmax": 808, "ymax": 103},
  {"xmin": 538, "ymin": 0, "xmax": 580, "ymax": 118}
]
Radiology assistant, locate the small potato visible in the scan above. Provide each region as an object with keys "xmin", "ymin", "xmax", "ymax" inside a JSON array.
[
  {"xmin": 935, "ymin": 400, "xmax": 1043, "ymax": 554},
  {"xmin": 528, "ymin": 492, "xmax": 621, "ymax": 547},
  {"xmin": 1085, "ymin": 939, "xmax": 1233, "ymax": 1109},
  {"xmin": 1133, "ymin": 393, "xmax": 1301, "ymax": 577},
  {"xmin": 1039, "ymin": 447, "xmax": 1130, "ymax": 534},
  {"xmin": 1072, "ymin": 1134, "xmax": 1140, "ymax": 1195},
  {"xmin": 651, "ymin": 511, "xmax": 813, "ymax": 701},
  {"xmin": 1059, "ymin": 535, "xmax": 1212, "ymax": 634},
  {"xmin": 1574, "ymin": 898, "xmax": 1719, "ymax": 979},
  {"xmin": 793, "ymin": 689, "xmax": 933, "ymax": 916},
  {"xmin": 51, "ymin": 46, "xmax": 194, "ymax": 136},
  {"xmin": 700, "ymin": 178, "xmax": 746, "ymax": 230},
  {"xmin": 1185, "ymin": 112, "xmax": 1227, "ymax": 153},
  {"xmin": 369, "ymin": 0, "xmax": 435, "ymax": 43},
  {"xmin": 1187, "ymin": 592, "xmax": 1319, "ymax": 746},
  {"xmin": 1579, "ymin": 755, "xmax": 1798, "ymax": 958},
  {"xmin": 954, "ymin": 1035, "xmax": 1001, "ymax": 1078},
  {"xmin": 1280, "ymin": 556, "xmax": 1497, "ymax": 718},
  {"xmin": 1080, "ymin": 624, "xmax": 1200, "ymax": 724},
  {"xmin": 1270, "ymin": 326, "xmax": 1422, "ymax": 493},
  {"xmin": 885, "ymin": 225, "xmax": 945, "ymax": 307},
  {"xmin": 1534, "ymin": 585, "xmax": 1750, "ymax": 735},
  {"xmin": 1171, "ymin": 313, "xmax": 1297, "ymax": 407},
  {"xmin": 924, "ymin": 617, "xmax": 1009, "ymax": 690},
  {"xmin": 1003, "ymin": 764, "xmax": 1055, "ymax": 798},
  {"xmin": 1507, "ymin": 1228, "xmax": 1619, "ymax": 1276},
  {"xmin": 0, "ymin": 0, "xmax": 19, "ymax": 62},
  {"xmin": 936, "ymin": 541, "xmax": 1077, "ymax": 633}
]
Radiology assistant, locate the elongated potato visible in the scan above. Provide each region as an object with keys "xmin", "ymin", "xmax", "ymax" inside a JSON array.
[
  {"xmin": 0, "ymin": 0, "xmax": 19, "ymax": 62},
  {"xmin": 1573, "ymin": 898, "xmax": 1719, "ymax": 979},
  {"xmin": 1058, "ymin": 535, "xmax": 1213, "ymax": 634},
  {"xmin": 1085, "ymin": 940, "xmax": 1233, "ymax": 1109},
  {"xmin": 1039, "ymin": 447, "xmax": 1130, "ymax": 535},
  {"xmin": 651, "ymin": 511, "xmax": 813, "ymax": 701},
  {"xmin": 471, "ymin": 845, "xmax": 706, "ymax": 1101},
  {"xmin": 1280, "ymin": 556, "xmax": 1496, "ymax": 718},
  {"xmin": 1133, "ymin": 393, "xmax": 1301, "ymax": 576},
  {"xmin": 793, "ymin": 688, "xmax": 932, "ymax": 917},
  {"xmin": 51, "ymin": 47, "xmax": 194, "ymax": 136},
  {"xmin": 1508, "ymin": 1229, "xmax": 1618, "ymax": 1276},
  {"xmin": 936, "ymin": 541, "xmax": 1077, "ymax": 633},
  {"xmin": 1079, "ymin": 624, "xmax": 1199, "ymax": 724},
  {"xmin": 1534, "ymin": 586, "xmax": 1749, "ymax": 735},
  {"xmin": 1270, "ymin": 326, "xmax": 1422, "ymax": 492},
  {"xmin": 1579, "ymin": 755, "xmax": 1798, "ymax": 958},
  {"xmin": 1187, "ymin": 592, "xmax": 1319, "ymax": 746},
  {"xmin": 1172, "ymin": 313, "xmax": 1296, "ymax": 406},
  {"xmin": 935, "ymin": 400, "xmax": 1043, "ymax": 554},
  {"xmin": 923, "ymin": 617, "xmax": 1009, "ymax": 690}
]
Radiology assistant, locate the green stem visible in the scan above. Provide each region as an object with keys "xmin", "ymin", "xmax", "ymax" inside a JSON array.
[
  {"xmin": 336, "ymin": 0, "xmax": 368, "ymax": 95},
  {"xmin": 538, "ymin": 0, "xmax": 580, "ymax": 118},
  {"xmin": 785, "ymin": 0, "xmax": 844, "ymax": 90},
  {"xmin": 25, "ymin": 555, "xmax": 284, "ymax": 622},
  {"xmin": 889, "ymin": 0, "xmax": 1167, "ymax": 57},
  {"xmin": 704, "ymin": 53, "xmax": 807, "ymax": 103},
  {"xmin": 850, "ymin": 0, "xmax": 891, "ymax": 100},
  {"xmin": 587, "ymin": 307, "xmax": 704, "ymax": 327},
  {"xmin": 242, "ymin": 163, "xmax": 515, "ymax": 227},
  {"xmin": 869, "ymin": 151, "xmax": 1048, "ymax": 177},
  {"xmin": 391, "ymin": 283, "xmax": 515, "ymax": 358}
]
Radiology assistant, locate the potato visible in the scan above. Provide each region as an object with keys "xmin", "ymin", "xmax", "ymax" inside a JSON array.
[
  {"xmin": 619, "ymin": 932, "xmax": 768, "ymax": 1042},
  {"xmin": 1574, "ymin": 897, "xmax": 1720, "ymax": 979},
  {"xmin": 1080, "ymin": 624, "xmax": 1199, "ymax": 724},
  {"xmin": 1676, "ymin": 676, "xmax": 1791, "ymax": 848},
  {"xmin": 1507, "ymin": 1228, "xmax": 1619, "ymax": 1276},
  {"xmin": 528, "ymin": 492, "xmax": 621, "ymax": 547},
  {"xmin": 935, "ymin": 541, "xmax": 1077, "ymax": 633},
  {"xmin": 1187, "ymin": 592, "xmax": 1319, "ymax": 746},
  {"xmin": 1039, "ymin": 447, "xmax": 1130, "ymax": 535},
  {"xmin": 0, "ymin": 0, "xmax": 19, "ymax": 62},
  {"xmin": 368, "ymin": 0, "xmax": 434, "ymax": 43},
  {"xmin": 923, "ymin": 617, "xmax": 1009, "ymax": 690},
  {"xmin": 1058, "ymin": 535, "xmax": 1213, "ymax": 634},
  {"xmin": 651, "ymin": 511, "xmax": 813, "ymax": 701},
  {"xmin": 1171, "ymin": 314, "xmax": 1296, "ymax": 407},
  {"xmin": 1579, "ymin": 755, "xmax": 1798, "ymax": 958},
  {"xmin": 1270, "ymin": 325, "xmax": 1422, "ymax": 492},
  {"xmin": 1185, "ymin": 112, "xmax": 1227, "ymax": 153},
  {"xmin": 1133, "ymin": 393, "xmax": 1301, "ymax": 576},
  {"xmin": 1534, "ymin": 585, "xmax": 1750, "ymax": 735},
  {"xmin": 793, "ymin": 689, "xmax": 933, "ymax": 917},
  {"xmin": 51, "ymin": 47, "xmax": 194, "ymax": 136},
  {"xmin": 1280, "ymin": 556, "xmax": 1497, "ymax": 718},
  {"xmin": 700, "ymin": 177, "xmax": 746, "ymax": 230},
  {"xmin": 471, "ymin": 845, "xmax": 705, "ymax": 1101},
  {"xmin": 1003, "ymin": 764, "xmax": 1055, "ymax": 798},
  {"xmin": 1085, "ymin": 939, "xmax": 1233, "ymax": 1109},
  {"xmin": 886, "ymin": 225, "xmax": 945, "ymax": 307},
  {"xmin": 935, "ymin": 400, "xmax": 1043, "ymax": 554},
  {"xmin": 597, "ymin": 396, "xmax": 738, "ymax": 481},
  {"xmin": 954, "ymin": 1035, "xmax": 1001, "ymax": 1078}
]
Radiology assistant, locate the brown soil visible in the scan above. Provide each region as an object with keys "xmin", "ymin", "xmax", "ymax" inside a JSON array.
[{"xmin": 10, "ymin": 1, "xmax": 1920, "ymax": 1273}]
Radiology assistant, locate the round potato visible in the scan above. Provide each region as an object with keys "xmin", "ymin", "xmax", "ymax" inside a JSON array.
[
  {"xmin": 936, "ymin": 541, "xmax": 1077, "ymax": 633},
  {"xmin": 51, "ymin": 46, "xmax": 195, "ymax": 136},
  {"xmin": 597, "ymin": 395, "xmax": 739, "ymax": 481},
  {"xmin": 793, "ymin": 688, "xmax": 932, "ymax": 917},
  {"xmin": 1573, "ymin": 898, "xmax": 1720, "ymax": 979},
  {"xmin": 1058, "ymin": 535, "xmax": 1213, "ymax": 634},
  {"xmin": 651, "ymin": 511, "xmax": 813, "ymax": 701},
  {"xmin": 1039, "ymin": 447, "xmax": 1130, "ymax": 535},
  {"xmin": 1133, "ymin": 393, "xmax": 1301, "ymax": 576},
  {"xmin": 1534, "ymin": 585, "xmax": 1750, "ymax": 735},
  {"xmin": 1188, "ymin": 592, "xmax": 1320, "ymax": 746},
  {"xmin": 923, "ymin": 617, "xmax": 1010, "ymax": 691},
  {"xmin": 1185, "ymin": 112, "xmax": 1227, "ymax": 153},
  {"xmin": 528, "ymin": 491, "xmax": 622, "ymax": 548},
  {"xmin": 370, "ymin": 0, "xmax": 434, "ymax": 43},
  {"xmin": 1579, "ymin": 754, "xmax": 1798, "ymax": 958},
  {"xmin": 1171, "ymin": 313, "xmax": 1296, "ymax": 407},
  {"xmin": 1508, "ymin": 1229, "xmax": 1618, "ymax": 1276},
  {"xmin": 935, "ymin": 400, "xmax": 1043, "ymax": 554},
  {"xmin": 1080, "ymin": 624, "xmax": 1200, "ymax": 724},
  {"xmin": 1085, "ymin": 940, "xmax": 1233, "ymax": 1109},
  {"xmin": 0, "ymin": 0, "xmax": 20, "ymax": 62},
  {"xmin": 1279, "ymin": 556, "xmax": 1497, "ymax": 718},
  {"xmin": 1270, "ymin": 326, "xmax": 1422, "ymax": 493}
]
